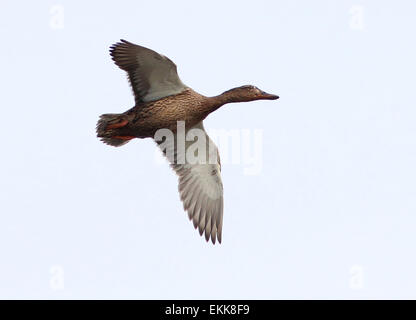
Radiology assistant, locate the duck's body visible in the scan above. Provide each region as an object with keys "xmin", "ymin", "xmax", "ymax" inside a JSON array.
[
  {"xmin": 96, "ymin": 40, "xmax": 279, "ymax": 243},
  {"xmin": 99, "ymin": 88, "xmax": 207, "ymax": 140}
]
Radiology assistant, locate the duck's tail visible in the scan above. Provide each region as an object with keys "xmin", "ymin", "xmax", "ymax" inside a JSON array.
[{"xmin": 96, "ymin": 113, "xmax": 134, "ymax": 147}]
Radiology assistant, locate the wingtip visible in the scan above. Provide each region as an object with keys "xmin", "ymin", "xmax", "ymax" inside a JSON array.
[
  {"xmin": 120, "ymin": 39, "xmax": 132, "ymax": 45},
  {"xmin": 211, "ymin": 234, "xmax": 222, "ymax": 245},
  {"xmin": 109, "ymin": 39, "xmax": 129, "ymax": 52}
]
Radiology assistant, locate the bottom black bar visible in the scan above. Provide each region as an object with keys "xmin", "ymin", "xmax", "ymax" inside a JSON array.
[{"xmin": 0, "ymin": 300, "xmax": 412, "ymax": 318}]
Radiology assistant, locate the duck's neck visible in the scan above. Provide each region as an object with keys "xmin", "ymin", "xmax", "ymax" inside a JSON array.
[{"xmin": 201, "ymin": 88, "xmax": 249, "ymax": 115}]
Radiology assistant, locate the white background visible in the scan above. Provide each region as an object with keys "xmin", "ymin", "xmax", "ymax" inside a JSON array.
[{"xmin": 0, "ymin": 0, "xmax": 415, "ymax": 299}]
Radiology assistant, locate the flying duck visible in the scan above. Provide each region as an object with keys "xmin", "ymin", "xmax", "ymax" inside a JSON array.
[{"xmin": 97, "ymin": 40, "xmax": 279, "ymax": 244}]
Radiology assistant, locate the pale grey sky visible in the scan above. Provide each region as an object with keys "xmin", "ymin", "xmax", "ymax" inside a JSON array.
[{"xmin": 0, "ymin": 0, "xmax": 415, "ymax": 299}]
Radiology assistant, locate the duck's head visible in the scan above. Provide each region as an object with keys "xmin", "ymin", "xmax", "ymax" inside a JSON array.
[{"xmin": 222, "ymin": 85, "xmax": 279, "ymax": 103}]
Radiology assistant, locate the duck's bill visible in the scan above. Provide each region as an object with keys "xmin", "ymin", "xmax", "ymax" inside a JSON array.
[{"xmin": 260, "ymin": 91, "xmax": 279, "ymax": 100}]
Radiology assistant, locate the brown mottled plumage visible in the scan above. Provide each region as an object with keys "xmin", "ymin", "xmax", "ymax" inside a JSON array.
[
  {"xmin": 98, "ymin": 88, "xmax": 205, "ymax": 140},
  {"xmin": 96, "ymin": 39, "xmax": 279, "ymax": 244}
]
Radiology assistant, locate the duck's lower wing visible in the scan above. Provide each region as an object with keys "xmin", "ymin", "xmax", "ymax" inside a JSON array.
[{"xmin": 155, "ymin": 122, "xmax": 224, "ymax": 244}]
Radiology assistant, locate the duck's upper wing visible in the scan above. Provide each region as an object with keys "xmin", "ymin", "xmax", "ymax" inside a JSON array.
[
  {"xmin": 155, "ymin": 122, "xmax": 224, "ymax": 244},
  {"xmin": 110, "ymin": 39, "xmax": 187, "ymax": 104}
]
